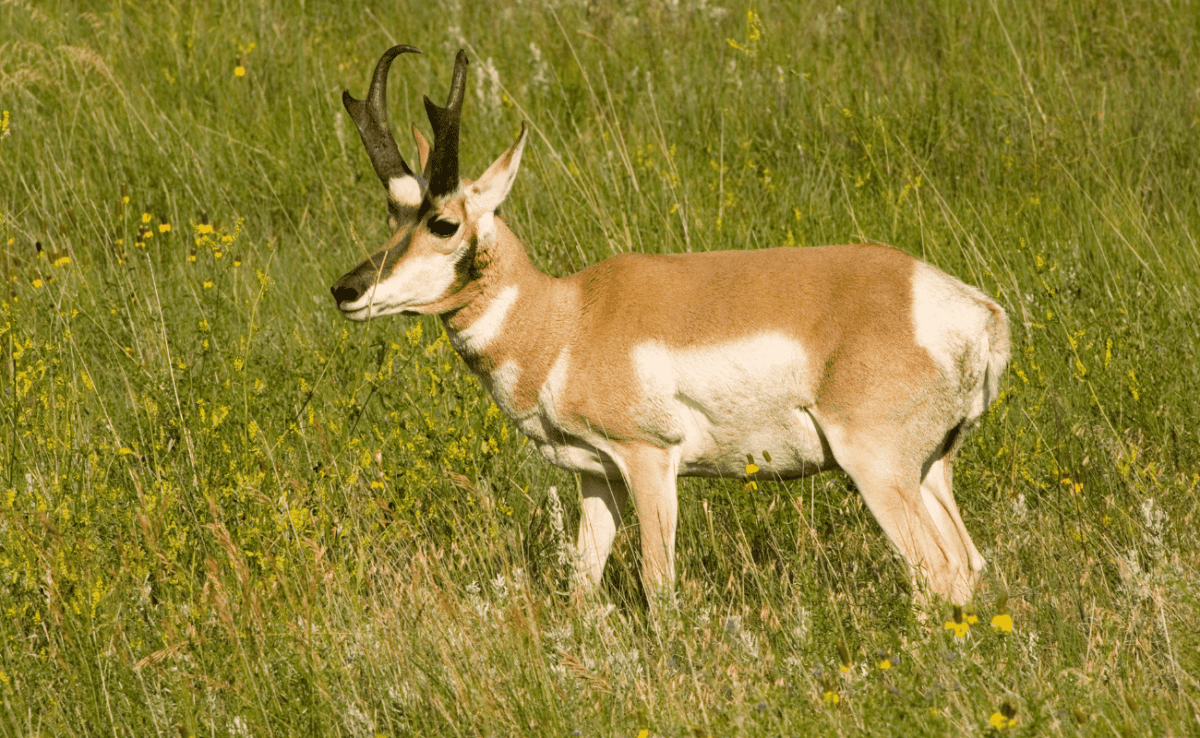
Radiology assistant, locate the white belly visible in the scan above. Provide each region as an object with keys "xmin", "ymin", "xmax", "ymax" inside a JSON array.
[
  {"xmin": 634, "ymin": 333, "xmax": 835, "ymax": 478},
  {"xmin": 484, "ymin": 332, "xmax": 836, "ymax": 480}
]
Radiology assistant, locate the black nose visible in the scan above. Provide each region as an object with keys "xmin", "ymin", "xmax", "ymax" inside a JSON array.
[{"xmin": 331, "ymin": 280, "xmax": 361, "ymax": 304}]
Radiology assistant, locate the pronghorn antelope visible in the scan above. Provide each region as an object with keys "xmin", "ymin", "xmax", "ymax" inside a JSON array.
[{"xmin": 332, "ymin": 47, "xmax": 1010, "ymax": 607}]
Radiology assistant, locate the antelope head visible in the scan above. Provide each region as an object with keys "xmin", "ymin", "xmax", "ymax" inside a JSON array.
[{"xmin": 331, "ymin": 48, "xmax": 529, "ymax": 321}]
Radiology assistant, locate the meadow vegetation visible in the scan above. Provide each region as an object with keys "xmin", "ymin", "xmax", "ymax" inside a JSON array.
[{"xmin": 1, "ymin": 0, "xmax": 1199, "ymax": 734}]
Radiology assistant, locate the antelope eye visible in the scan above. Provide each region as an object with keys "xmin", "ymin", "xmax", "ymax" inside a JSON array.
[{"xmin": 428, "ymin": 217, "xmax": 460, "ymax": 238}]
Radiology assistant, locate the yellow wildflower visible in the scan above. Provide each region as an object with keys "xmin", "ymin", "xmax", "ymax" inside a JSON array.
[
  {"xmin": 234, "ymin": 65, "xmax": 246, "ymax": 77},
  {"xmin": 744, "ymin": 456, "xmax": 760, "ymax": 491},
  {"xmin": 989, "ymin": 702, "xmax": 1017, "ymax": 730},
  {"xmin": 159, "ymin": 223, "xmax": 171, "ymax": 233},
  {"xmin": 837, "ymin": 642, "xmax": 852, "ymax": 673},
  {"xmin": 944, "ymin": 606, "xmax": 970, "ymax": 637},
  {"xmin": 725, "ymin": 10, "xmax": 763, "ymax": 56},
  {"xmin": 991, "ymin": 596, "xmax": 1012, "ymax": 633}
]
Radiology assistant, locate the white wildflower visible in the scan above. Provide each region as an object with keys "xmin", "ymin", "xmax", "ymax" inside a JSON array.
[
  {"xmin": 475, "ymin": 57, "xmax": 502, "ymax": 112},
  {"xmin": 1010, "ymin": 492, "xmax": 1027, "ymax": 522},
  {"xmin": 1140, "ymin": 497, "xmax": 1168, "ymax": 562},
  {"xmin": 529, "ymin": 42, "xmax": 550, "ymax": 94},
  {"xmin": 342, "ymin": 703, "xmax": 374, "ymax": 738},
  {"xmin": 547, "ymin": 486, "xmax": 571, "ymax": 568}
]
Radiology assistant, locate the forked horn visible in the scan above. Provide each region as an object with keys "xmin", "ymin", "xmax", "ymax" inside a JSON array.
[
  {"xmin": 423, "ymin": 49, "xmax": 468, "ymax": 199},
  {"xmin": 342, "ymin": 45, "xmax": 422, "ymax": 189}
]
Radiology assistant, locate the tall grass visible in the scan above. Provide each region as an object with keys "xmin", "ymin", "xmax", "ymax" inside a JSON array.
[{"xmin": 2, "ymin": 0, "xmax": 1198, "ymax": 734}]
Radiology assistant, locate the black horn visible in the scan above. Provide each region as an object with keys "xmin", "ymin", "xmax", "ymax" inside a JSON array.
[
  {"xmin": 423, "ymin": 50, "xmax": 468, "ymax": 199},
  {"xmin": 343, "ymin": 45, "xmax": 422, "ymax": 188}
]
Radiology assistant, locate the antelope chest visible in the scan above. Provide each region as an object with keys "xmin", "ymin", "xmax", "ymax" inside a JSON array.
[{"xmin": 483, "ymin": 347, "xmax": 622, "ymax": 476}]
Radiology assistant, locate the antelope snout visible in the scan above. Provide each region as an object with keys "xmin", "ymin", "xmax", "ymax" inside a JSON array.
[{"xmin": 331, "ymin": 273, "xmax": 367, "ymax": 307}]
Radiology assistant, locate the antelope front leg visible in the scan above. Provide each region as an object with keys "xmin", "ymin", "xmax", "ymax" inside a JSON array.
[
  {"xmin": 575, "ymin": 473, "xmax": 629, "ymax": 591},
  {"xmin": 613, "ymin": 442, "xmax": 680, "ymax": 605}
]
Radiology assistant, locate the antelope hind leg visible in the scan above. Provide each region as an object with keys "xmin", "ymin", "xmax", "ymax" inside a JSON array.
[
  {"xmin": 826, "ymin": 432, "xmax": 975, "ymax": 606},
  {"xmin": 920, "ymin": 454, "xmax": 985, "ymax": 584}
]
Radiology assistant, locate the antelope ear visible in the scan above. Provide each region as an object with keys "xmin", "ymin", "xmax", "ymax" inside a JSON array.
[
  {"xmin": 412, "ymin": 126, "xmax": 431, "ymax": 173},
  {"xmin": 467, "ymin": 122, "xmax": 528, "ymax": 215}
]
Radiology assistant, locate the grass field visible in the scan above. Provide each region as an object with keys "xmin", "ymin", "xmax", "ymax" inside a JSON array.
[{"xmin": 2, "ymin": 0, "xmax": 1200, "ymax": 734}]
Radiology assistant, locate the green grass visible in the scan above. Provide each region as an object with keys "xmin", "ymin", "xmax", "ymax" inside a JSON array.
[{"xmin": 2, "ymin": 0, "xmax": 1199, "ymax": 734}]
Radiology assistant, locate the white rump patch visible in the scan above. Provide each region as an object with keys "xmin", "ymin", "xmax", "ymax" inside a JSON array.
[
  {"xmin": 448, "ymin": 286, "xmax": 518, "ymax": 355},
  {"xmin": 388, "ymin": 176, "xmax": 422, "ymax": 207},
  {"xmin": 910, "ymin": 263, "xmax": 992, "ymax": 384}
]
